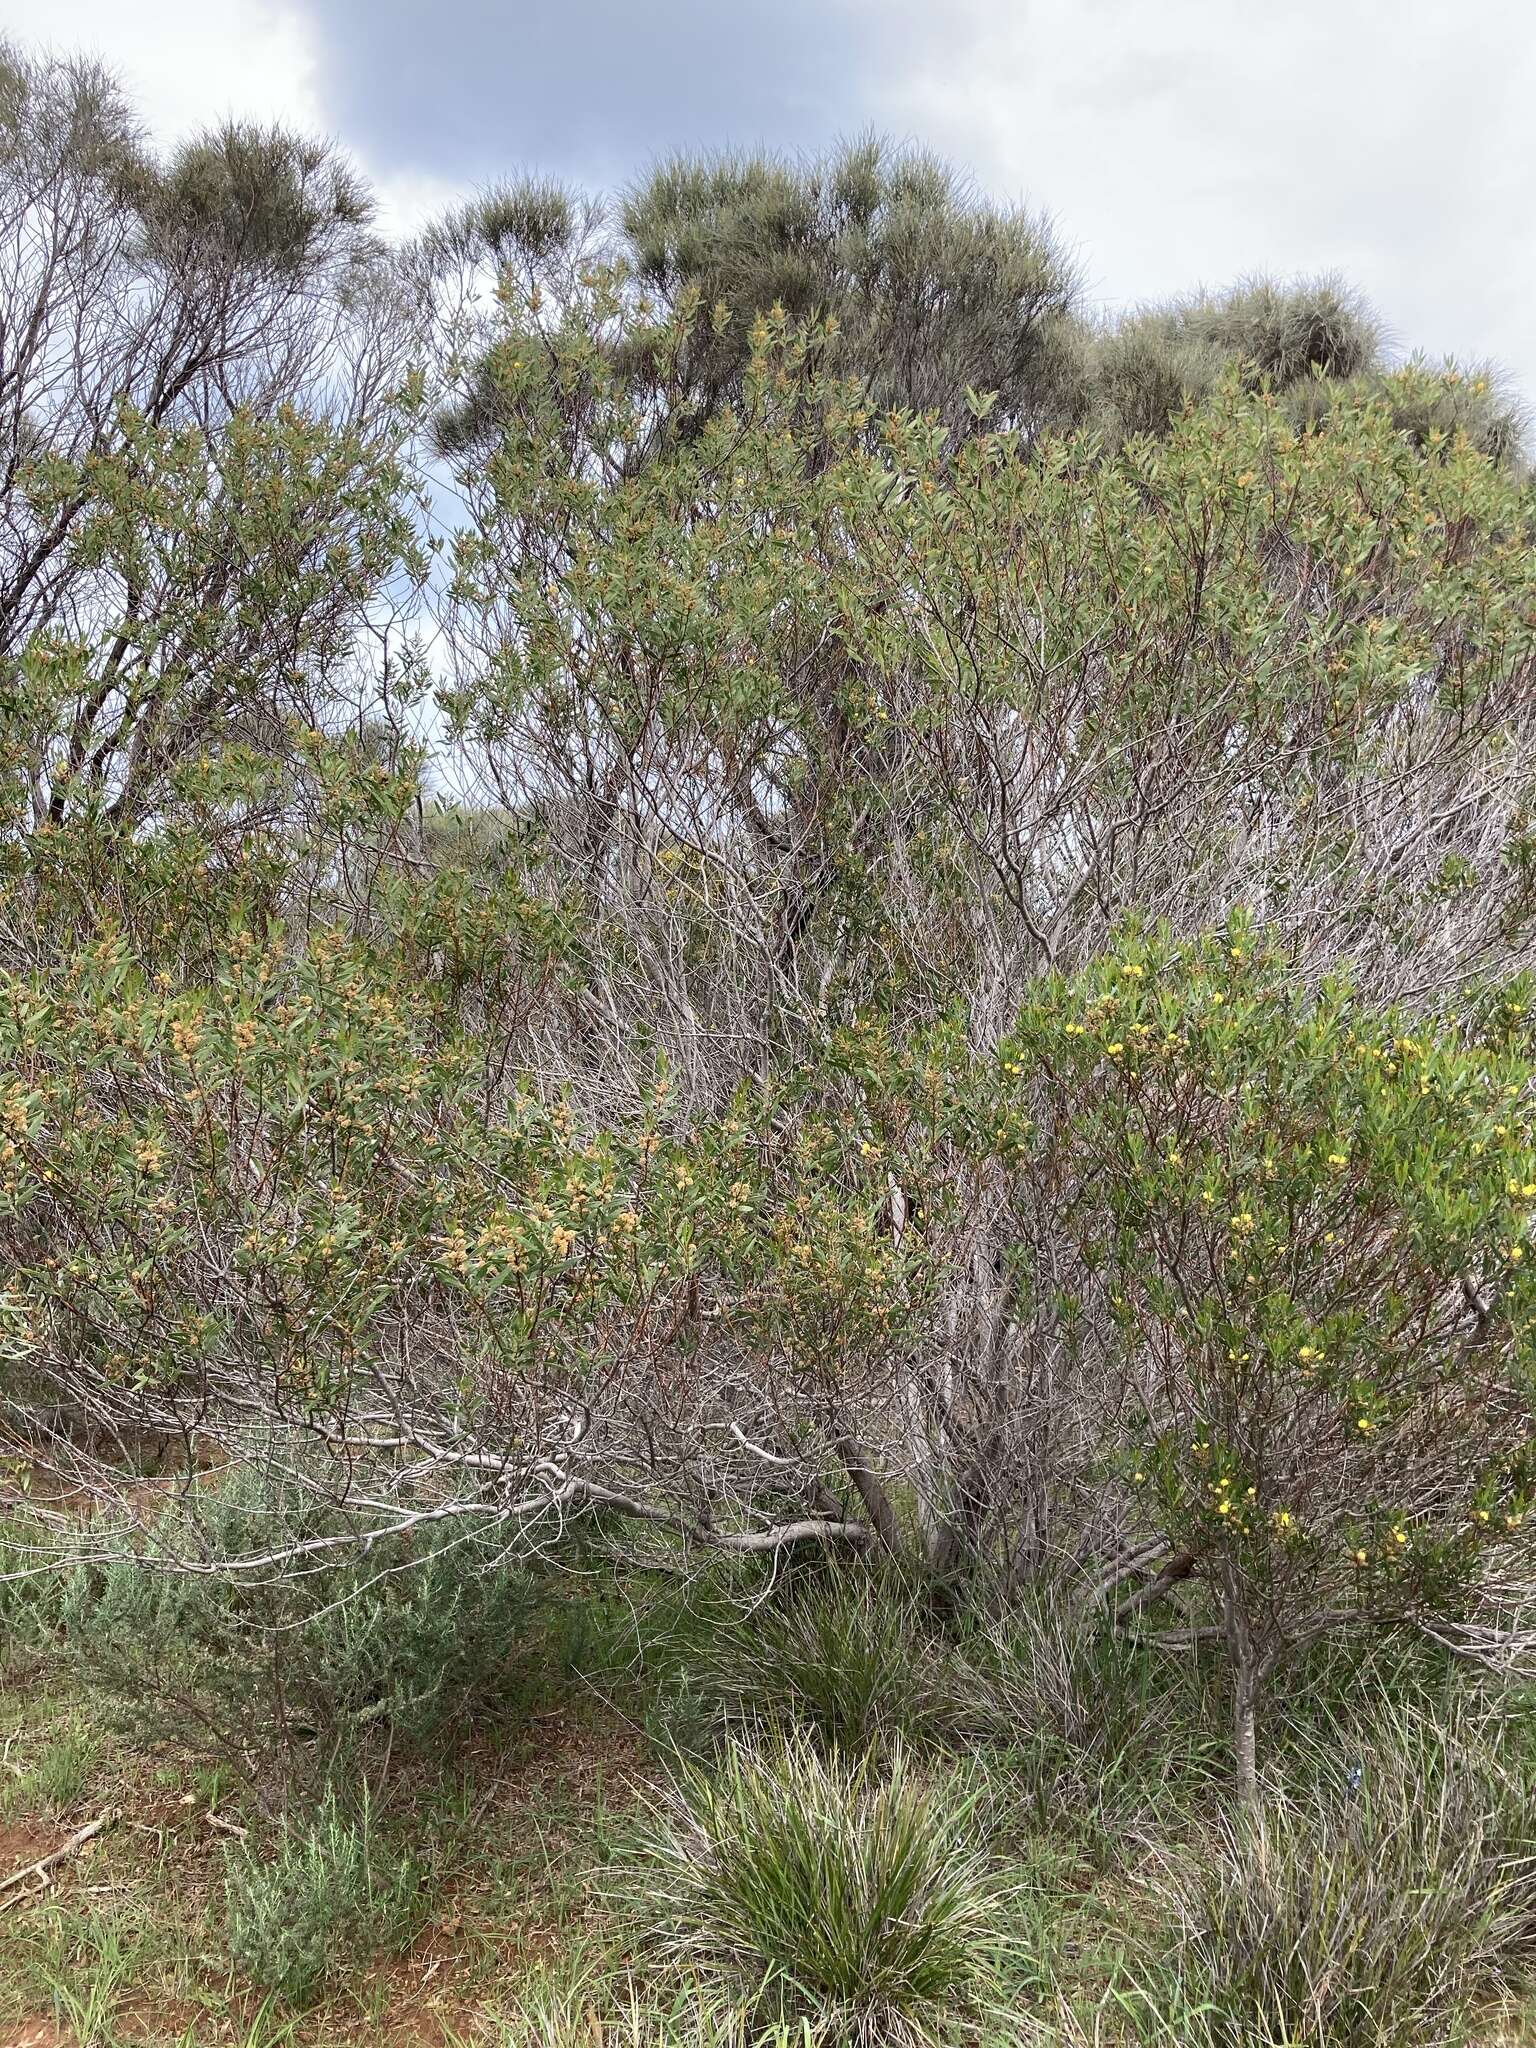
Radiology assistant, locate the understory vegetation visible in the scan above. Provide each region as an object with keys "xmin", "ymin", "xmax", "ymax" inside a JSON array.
[{"xmin": 4, "ymin": 35, "xmax": 1536, "ymax": 2048}]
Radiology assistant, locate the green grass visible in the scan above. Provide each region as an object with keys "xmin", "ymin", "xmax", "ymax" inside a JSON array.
[
  {"xmin": 1149, "ymin": 1700, "xmax": 1536, "ymax": 2048},
  {"xmin": 222, "ymin": 1781, "xmax": 425, "ymax": 2007}
]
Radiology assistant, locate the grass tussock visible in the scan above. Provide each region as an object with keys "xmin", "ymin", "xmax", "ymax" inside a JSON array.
[
  {"xmin": 697, "ymin": 1567, "xmax": 952, "ymax": 1755},
  {"xmin": 635, "ymin": 1729, "xmax": 1018, "ymax": 2047},
  {"xmin": 1151, "ymin": 1700, "xmax": 1536, "ymax": 2048}
]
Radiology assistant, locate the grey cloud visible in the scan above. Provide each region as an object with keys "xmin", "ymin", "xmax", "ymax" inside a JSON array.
[{"xmin": 309, "ymin": 0, "xmax": 954, "ymax": 196}]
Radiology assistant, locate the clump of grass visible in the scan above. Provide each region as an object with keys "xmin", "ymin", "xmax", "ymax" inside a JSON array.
[
  {"xmin": 224, "ymin": 1782, "xmax": 423, "ymax": 2006},
  {"xmin": 697, "ymin": 1566, "xmax": 951, "ymax": 1754},
  {"xmin": 634, "ymin": 1730, "xmax": 1017, "ymax": 2047},
  {"xmin": 21, "ymin": 1905, "xmax": 148, "ymax": 2048},
  {"xmin": 27, "ymin": 1724, "xmax": 100, "ymax": 1815},
  {"xmin": 498, "ymin": 1951, "xmax": 837, "ymax": 2047},
  {"xmin": 1158, "ymin": 1699, "xmax": 1536, "ymax": 2047},
  {"xmin": 952, "ymin": 1588, "xmax": 1225, "ymax": 1838}
]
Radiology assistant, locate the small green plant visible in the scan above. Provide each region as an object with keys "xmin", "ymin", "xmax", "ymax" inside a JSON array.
[
  {"xmin": 27, "ymin": 1723, "xmax": 100, "ymax": 1815},
  {"xmin": 1161, "ymin": 1700, "xmax": 1536, "ymax": 2047},
  {"xmin": 636, "ymin": 1730, "xmax": 1017, "ymax": 2047},
  {"xmin": 223, "ymin": 1782, "xmax": 423, "ymax": 2006}
]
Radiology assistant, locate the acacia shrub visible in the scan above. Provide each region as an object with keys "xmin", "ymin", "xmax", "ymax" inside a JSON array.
[{"xmin": 999, "ymin": 932, "xmax": 1536, "ymax": 1794}]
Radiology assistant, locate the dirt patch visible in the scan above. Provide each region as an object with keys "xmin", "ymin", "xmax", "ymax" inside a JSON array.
[
  {"xmin": 111, "ymin": 1992, "xmax": 204, "ymax": 2044},
  {"xmin": 486, "ymin": 1703, "xmax": 651, "ymax": 1815},
  {"xmin": 0, "ymin": 2021, "xmax": 72, "ymax": 2048},
  {"xmin": 0, "ymin": 1820, "xmax": 51, "ymax": 1875}
]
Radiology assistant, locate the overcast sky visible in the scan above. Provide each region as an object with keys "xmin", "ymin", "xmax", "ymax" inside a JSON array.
[{"xmin": 17, "ymin": 0, "xmax": 1536, "ymax": 404}]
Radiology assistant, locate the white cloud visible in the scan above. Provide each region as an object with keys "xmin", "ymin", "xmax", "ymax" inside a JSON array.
[
  {"xmin": 9, "ymin": 1, "xmax": 452, "ymax": 240},
  {"xmin": 874, "ymin": 0, "xmax": 1536, "ymax": 402},
  {"xmin": 10, "ymin": 0, "xmax": 327, "ymax": 142}
]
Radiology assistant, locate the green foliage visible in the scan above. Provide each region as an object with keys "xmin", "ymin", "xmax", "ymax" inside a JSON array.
[
  {"xmin": 62, "ymin": 1470, "xmax": 575, "ymax": 1775},
  {"xmin": 223, "ymin": 1782, "xmax": 423, "ymax": 2006},
  {"xmin": 1002, "ymin": 933, "xmax": 1536, "ymax": 1774},
  {"xmin": 636, "ymin": 1732, "xmax": 1017, "ymax": 2047},
  {"xmin": 6, "ymin": 43, "xmax": 1536, "ymax": 1848}
]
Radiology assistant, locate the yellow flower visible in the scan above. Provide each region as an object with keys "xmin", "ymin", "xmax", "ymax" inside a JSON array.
[
  {"xmin": 1327, "ymin": 1152, "xmax": 1348, "ymax": 1169},
  {"xmin": 1298, "ymin": 1345, "xmax": 1322, "ymax": 1363},
  {"xmin": 1230, "ymin": 1211, "xmax": 1255, "ymax": 1233},
  {"xmin": 1354, "ymin": 1549, "xmax": 1368, "ymax": 1565},
  {"xmin": 1120, "ymin": 963, "xmax": 1145, "ymax": 981},
  {"xmin": 1355, "ymin": 1416, "xmax": 1373, "ymax": 1434},
  {"xmin": 1106, "ymin": 1041, "xmax": 1124, "ymax": 1057}
]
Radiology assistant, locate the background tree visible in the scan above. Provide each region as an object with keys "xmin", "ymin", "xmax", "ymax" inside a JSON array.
[
  {"xmin": 0, "ymin": 43, "xmax": 418, "ymax": 840},
  {"xmin": 621, "ymin": 138, "xmax": 1085, "ymax": 445},
  {"xmin": 1090, "ymin": 274, "xmax": 1525, "ymax": 461},
  {"xmin": 423, "ymin": 138, "xmax": 1085, "ymax": 463}
]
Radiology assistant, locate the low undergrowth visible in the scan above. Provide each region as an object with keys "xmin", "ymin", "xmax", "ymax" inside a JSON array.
[{"xmin": 2, "ymin": 1530, "xmax": 1536, "ymax": 2045}]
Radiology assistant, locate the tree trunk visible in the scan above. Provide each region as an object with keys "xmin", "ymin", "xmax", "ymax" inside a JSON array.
[
  {"xmin": 1218, "ymin": 1563, "xmax": 1266, "ymax": 1805},
  {"xmin": 1233, "ymin": 1663, "xmax": 1260, "ymax": 1807}
]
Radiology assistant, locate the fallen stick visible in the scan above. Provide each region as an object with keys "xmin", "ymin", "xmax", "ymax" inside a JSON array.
[{"xmin": 0, "ymin": 1808, "xmax": 121, "ymax": 1908}]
